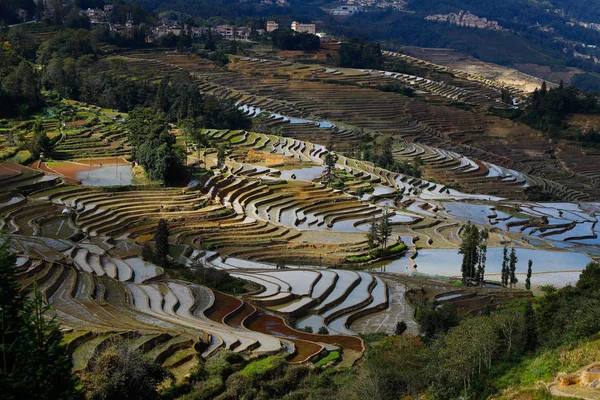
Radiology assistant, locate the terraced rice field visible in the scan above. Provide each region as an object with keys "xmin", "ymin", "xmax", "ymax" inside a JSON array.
[
  {"xmin": 117, "ymin": 50, "xmax": 600, "ymax": 201},
  {"xmin": 3, "ymin": 47, "xmax": 600, "ymax": 379}
]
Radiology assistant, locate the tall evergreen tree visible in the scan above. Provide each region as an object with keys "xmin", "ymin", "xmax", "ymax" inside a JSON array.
[
  {"xmin": 523, "ymin": 301, "xmax": 537, "ymax": 352},
  {"xmin": 324, "ymin": 150, "xmax": 338, "ymax": 187},
  {"xmin": 27, "ymin": 118, "xmax": 52, "ymax": 158},
  {"xmin": 478, "ymin": 243, "xmax": 487, "ymax": 286},
  {"xmin": 153, "ymin": 219, "xmax": 169, "ymax": 267},
  {"xmin": 366, "ymin": 216, "xmax": 380, "ymax": 249},
  {"xmin": 378, "ymin": 211, "xmax": 393, "ymax": 249},
  {"xmin": 0, "ymin": 238, "xmax": 81, "ymax": 399},
  {"xmin": 509, "ymin": 248, "xmax": 518, "ymax": 288},
  {"xmin": 459, "ymin": 223, "xmax": 484, "ymax": 284},
  {"xmin": 501, "ymin": 246, "xmax": 509, "ymax": 287},
  {"xmin": 525, "ymin": 259, "xmax": 533, "ymax": 290},
  {"xmin": 216, "ymin": 143, "xmax": 227, "ymax": 169}
]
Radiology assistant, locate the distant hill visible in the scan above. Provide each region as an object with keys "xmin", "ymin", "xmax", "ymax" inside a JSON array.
[{"xmin": 125, "ymin": 0, "xmax": 600, "ymax": 90}]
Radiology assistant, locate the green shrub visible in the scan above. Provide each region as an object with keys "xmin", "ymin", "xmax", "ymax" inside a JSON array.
[
  {"xmin": 315, "ymin": 351, "xmax": 341, "ymax": 368},
  {"xmin": 240, "ymin": 355, "xmax": 286, "ymax": 381},
  {"xmin": 209, "ymin": 208, "xmax": 235, "ymax": 218},
  {"xmin": 387, "ymin": 243, "xmax": 407, "ymax": 254},
  {"xmin": 346, "ymin": 255, "xmax": 371, "ymax": 263},
  {"xmin": 180, "ymin": 375, "xmax": 224, "ymax": 400}
]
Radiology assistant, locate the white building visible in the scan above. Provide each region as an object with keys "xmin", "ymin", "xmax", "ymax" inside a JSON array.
[
  {"xmin": 266, "ymin": 20, "xmax": 279, "ymax": 32},
  {"xmin": 291, "ymin": 21, "xmax": 316, "ymax": 34}
]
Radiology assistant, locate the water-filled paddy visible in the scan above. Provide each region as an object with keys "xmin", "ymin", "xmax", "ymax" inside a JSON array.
[
  {"xmin": 442, "ymin": 202, "xmax": 493, "ymax": 224},
  {"xmin": 377, "ymin": 247, "xmax": 592, "ymax": 282},
  {"xmin": 278, "ymin": 165, "xmax": 324, "ymax": 181},
  {"xmin": 76, "ymin": 165, "xmax": 132, "ymax": 186}
]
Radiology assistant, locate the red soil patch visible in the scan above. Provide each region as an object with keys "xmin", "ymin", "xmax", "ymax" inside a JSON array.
[
  {"xmin": 224, "ymin": 302, "xmax": 255, "ymax": 329},
  {"xmin": 205, "ymin": 291, "xmax": 242, "ymax": 323},
  {"xmin": 246, "ymin": 310, "xmax": 364, "ymax": 352},
  {"xmin": 42, "ymin": 161, "xmax": 99, "ymax": 180},
  {"xmin": 65, "ymin": 120, "xmax": 87, "ymax": 129},
  {"xmin": 77, "ymin": 158, "xmax": 130, "ymax": 166},
  {"xmin": 41, "ymin": 158, "xmax": 129, "ymax": 180},
  {"xmin": 288, "ymin": 338, "xmax": 323, "ymax": 363}
]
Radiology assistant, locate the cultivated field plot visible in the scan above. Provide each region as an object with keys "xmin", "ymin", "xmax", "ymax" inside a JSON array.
[
  {"xmin": 3, "ymin": 45, "xmax": 600, "ymax": 377},
  {"xmin": 116, "ymin": 51, "xmax": 600, "ymax": 200}
]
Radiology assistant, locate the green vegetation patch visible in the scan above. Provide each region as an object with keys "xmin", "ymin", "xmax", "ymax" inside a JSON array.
[
  {"xmin": 7, "ymin": 150, "xmax": 33, "ymax": 165},
  {"xmin": 315, "ymin": 351, "xmax": 341, "ymax": 368},
  {"xmin": 346, "ymin": 242, "xmax": 407, "ymax": 263},
  {"xmin": 209, "ymin": 208, "xmax": 235, "ymax": 218},
  {"xmin": 241, "ymin": 355, "xmax": 286, "ymax": 380},
  {"xmin": 494, "ymin": 337, "xmax": 600, "ymax": 389}
]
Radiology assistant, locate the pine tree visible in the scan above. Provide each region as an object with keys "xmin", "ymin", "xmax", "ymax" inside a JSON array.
[
  {"xmin": 378, "ymin": 211, "xmax": 393, "ymax": 250},
  {"xmin": 27, "ymin": 118, "xmax": 51, "ymax": 158},
  {"xmin": 366, "ymin": 216, "xmax": 380, "ymax": 249},
  {"xmin": 0, "ymin": 238, "xmax": 80, "ymax": 399},
  {"xmin": 509, "ymin": 248, "xmax": 518, "ymax": 288},
  {"xmin": 154, "ymin": 77, "xmax": 169, "ymax": 113},
  {"xmin": 324, "ymin": 150, "xmax": 338, "ymax": 187},
  {"xmin": 216, "ymin": 143, "xmax": 227, "ymax": 169},
  {"xmin": 523, "ymin": 301, "xmax": 537, "ymax": 352},
  {"xmin": 478, "ymin": 243, "xmax": 487, "ymax": 286},
  {"xmin": 205, "ymin": 28, "xmax": 216, "ymax": 51},
  {"xmin": 501, "ymin": 246, "xmax": 509, "ymax": 287},
  {"xmin": 525, "ymin": 259, "xmax": 533, "ymax": 290},
  {"xmin": 459, "ymin": 223, "xmax": 483, "ymax": 284},
  {"xmin": 154, "ymin": 219, "xmax": 169, "ymax": 267}
]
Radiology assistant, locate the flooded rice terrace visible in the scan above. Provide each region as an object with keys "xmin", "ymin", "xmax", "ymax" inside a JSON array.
[{"xmin": 76, "ymin": 165, "xmax": 133, "ymax": 186}]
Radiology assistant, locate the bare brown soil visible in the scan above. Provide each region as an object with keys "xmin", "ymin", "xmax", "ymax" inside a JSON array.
[{"xmin": 246, "ymin": 310, "xmax": 364, "ymax": 352}]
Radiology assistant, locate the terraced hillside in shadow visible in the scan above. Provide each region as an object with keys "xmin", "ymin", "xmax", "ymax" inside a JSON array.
[{"xmin": 115, "ymin": 51, "xmax": 600, "ymax": 201}]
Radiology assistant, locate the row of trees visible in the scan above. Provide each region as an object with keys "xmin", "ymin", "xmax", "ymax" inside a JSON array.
[
  {"xmin": 460, "ymin": 224, "xmax": 535, "ymax": 288},
  {"xmin": 458, "ymin": 223, "xmax": 488, "ymax": 285},
  {"xmin": 501, "ymin": 247, "xmax": 518, "ymax": 288}
]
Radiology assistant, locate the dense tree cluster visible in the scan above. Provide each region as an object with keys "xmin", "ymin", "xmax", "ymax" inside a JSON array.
[
  {"xmin": 337, "ymin": 39, "xmax": 382, "ymax": 69},
  {"xmin": 271, "ymin": 28, "xmax": 320, "ymax": 52},
  {"xmin": 522, "ymin": 81, "xmax": 599, "ymax": 139},
  {"xmin": 128, "ymin": 108, "xmax": 184, "ymax": 184},
  {"xmin": 26, "ymin": 118, "xmax": 53, "ymax": 158},
  {"xmin": 82, "ymin": 342, "xmax": 169, "ymax": 400},
  {"xmin": 36, "ymin": 32, "xmax": 250, "ymax": 127},
  {"xmin": 458, "ymin": 224, "xmax": 488, "ymax": 285},
  {"xmin": 536, "ymin": 261, "xmax": 600, "ymax": 347},
  {"xmin": 0, "ymin": 42, "xmax": 42, "ymax": 117},
  {"xmin": 0, "ymin": 0, "xmax": 36, "ymax": 25}
]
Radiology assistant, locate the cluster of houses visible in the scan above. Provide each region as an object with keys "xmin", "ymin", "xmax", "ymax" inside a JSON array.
[
  {"xmin": 266, "ymin": 21, "xmax": 316, "ymax": 34},
  {"xmin": 326, "ymin": 0, "xmax": 406, "ymax": 15},
  {"xmin": 84, "ymin": 5, "xmax": 114, "ymax": 24},
  {"xmin": 20, "ymin": 2, "xmax": 321, "ymax": 44},
  {"xmin": 425, "ymin": 10, "xmax": 503, "ymax": 31},
  {"xmin": 83, "ymin": 4, "xmax": 269, "ymax": 43},
  {"xmin": 568, "ymin": 20, "xmax": 600, "ymax": 33}
]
